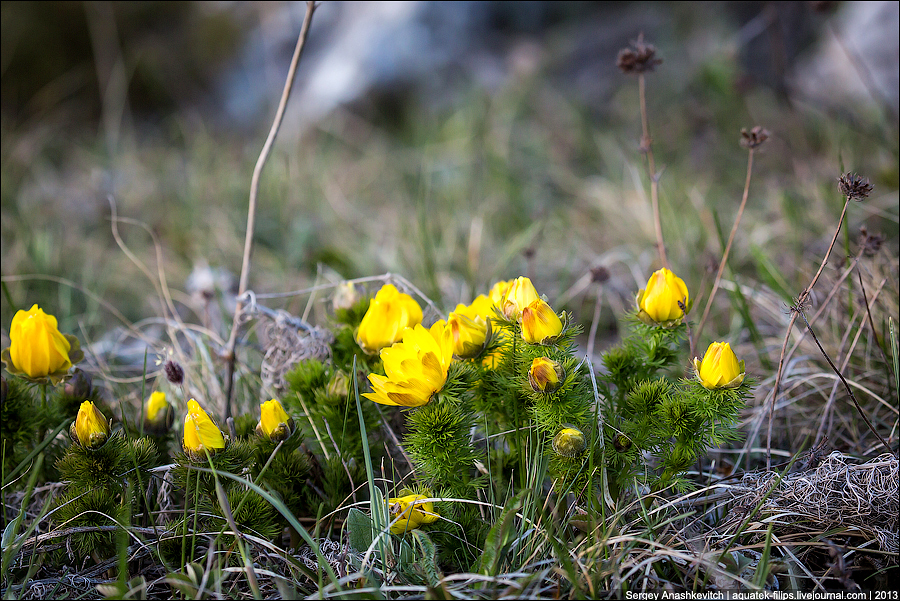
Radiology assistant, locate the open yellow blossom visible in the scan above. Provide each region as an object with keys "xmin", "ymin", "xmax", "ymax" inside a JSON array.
[
  {"xmin": 500, "ymin": 276, "xmax": 541, "ymax": 321},
  {"xmin": 356, "ymin": 284, "xmax": 423, "ymax": 354},
  {"xmin": 528, "ymin": 357, "xmax": 564, "ymax": 393},
  {"xmin": 521, "ymin": 299, "xmax": 563, "ymax": 344},
  {"xmin": 387, "ymin": 493, "xmax": 440, "ymax": 535},
  {"xmin": 257, "ymin": 398, "xmax": 294, "ymax": 441},
  {"xmin": 71, "ymin": 401, "xmax": 110, "ymax": 449},
  {"xmin": 8, "ymin": 304, "xmax": 72, "ymax": 379},
  {"xmin": 183, "ymin": 399, "xmax": 226, "ymax": 456},
  {"xmin": 636, "ymin": 268, "xmax": 689, "ymax": 326},
  {"xmin": 364, "ymin": 323, "xmax": 453, "ymax": 407},
  {"xmin": 693, "ymin": 342, "xmax": 745, "ymax": 389}
]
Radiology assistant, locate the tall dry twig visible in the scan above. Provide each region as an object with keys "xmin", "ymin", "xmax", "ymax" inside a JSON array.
[{"xmin": 223, "ymin": 1, "xmax": 319, "ymax": 419}]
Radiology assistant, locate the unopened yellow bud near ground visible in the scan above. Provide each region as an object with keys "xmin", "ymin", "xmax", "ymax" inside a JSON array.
[
  {"xmin": 257, "ymin": 398, "xmax": 294, "ymax": 441},
  {"xmin": 144, "ymin": 391, "xmax": 174, "ymax": 433},
  {"xmin": 528, "ymin": 357, "xmax": 564, "ymax": 393},
  {"xmin": 552, "ymin": 426, "xmax": 586, "ymax": 458},
  {"xmin": 72, "ymin": 400, "xmax": 110, "ymax": 449},
  {"xmin": 636, "ymin": 268, "xmax": 690, "ymax": 326},
  {"xmin": 9, "ymin": 304, "xmax": 72, "ymax": 378},
  {"xmin": 694, "ymin": 342, "xmax": 745, "ymax": 389},
  {"xmin": 521, "ymin": 299, "xmax": 563, "ymax": 344},
  {"xmin": 501, "ymin": 276, "xmax": 540, "ymax": 321},
  {"xmin": 364, "ymin": 322, "xmax": 453, "ymax": 407},
  {"xmin": 387, "ymin": 493, "xmax": 439, "ymax": 535},
  {"xmin": 356, "ymin": 284, "xmax": 423, "ymax": 354},
  {"xmin": 183, "ymin": 399, "xmax": 226, "ymax": 456}
]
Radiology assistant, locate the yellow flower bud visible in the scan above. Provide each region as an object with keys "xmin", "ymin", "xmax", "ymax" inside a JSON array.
[
  {"xmin": 71, "ymin": 400, "xmax": 110, "ymax": 449},
  {"xmin": 447, "ymin": 310, "xmax": 488, "ymax": 359},
  {"xmin": 332, "ymin": 281, "xmax": 361, "ymax": 312},
  {"xmin": 183, "ymin": 399, "xmax": 226, "ymax": 457},
  {"xmin": 387, "ymin": 493, "xmax": 440, "ymax": 535},
  {"xmin": 552, "ymin": 426, "xmax": 586, "ymax": 458},
  {"xmin": 636, "ymin": 268, "xmax": 690, "ymax": 327},
  {"xmin": 144, "ymin": 391, "xmax": 174, "ymax": 433},
  {"xmin": 8, "ymin": 304, "xmax": 72, "ymax": 378},
  {"xmin": 521, "ymin": 299, "xmax": 563, "ymax": 344},
  {"xmin": 326, "ymin": 371, "xmax": 349, "ymax": 399},
  {"xmin": 528, "ymin": 357, "xmax": 564, "ymax": 393},
  {"xmin": 256, "ymin": 398, "xmax": 294, "ymax": 441},
  {"xmin": 501, "ymin": 276, "xmax": 541, "ymax": 321},
  {"xmin": 693, "ymin": 342, "xmax": 745, "ymax": 389},
  {"xmin": 356, "ymin": 284, "xmax": 424, "ymax": 354},
  {"xmin": 488, "ymin": 280, "xmax": 514, "ymax": 306},
  {"xmin": 364, "ymin": 322, "xmax": 453, "ymax": 407}
]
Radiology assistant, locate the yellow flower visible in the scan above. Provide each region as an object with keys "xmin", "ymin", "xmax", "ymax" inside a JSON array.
[
  {"xmin": 7, "ymin": 304, "xmax": 72, "ymax": 379},
  {"xmin": 71, "ymin": 400, "xmax": 110, "ymax": 449},
  {"xmin": 552, "ymin": 426, "xmax": 586, "ymax": 458},
  {"xmin": 256, "ymin": 398, "xmax": 294, "ymax": 441},
  {"xmin": 364, "ymin": 323, "xmax": 453, "ymax": 407},
  {"xmin": 144, "ymin": 391, "xmax": 174, "ymax": 433},
  {"xmin": 183, "ymin": 399, "xmax": 226, "ymax": 456},
  {"xmin": 528, "ymin": 357, "xmax": 564, "ymax": 393},
  {"xmin": 521, "ymin": 299, "xmax": 563, "ymax": 344},
  {"xmin": 488, "ymin": 280, "xmax": 514, "ymax": 306},
  {"xmin": 693, "ymin": 342, "xmax": 745, "ymax": 389},
  {"xmin": 500, "ymin": 276, "xmax": 540, "ymax": 321},
  {"xmin": 636, "ymin": 268, "xmax": 690, "ymax": 326},
  {"xmin": 356, "ymin": 284, "xmax": 424, "ymax": 354},
  {"xmin": 387, "ymin": 493, "xmax": 440, "ymax": 535},
  {"xmin": 447, "ymin": 302, "xmax": 490, "ymax": 359}
]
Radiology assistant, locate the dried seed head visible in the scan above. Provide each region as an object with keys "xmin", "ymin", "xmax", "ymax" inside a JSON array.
[
  {"xmin": 590, "ymin": 266, "xmax": 610, "ymax": 283},
  {"xmin": 857, "ymin": 226, "xmax": 884, "ymax": 257},
  {"xmin": 838, "ymin": 172, "xmax": 873, "ymax": 201},
  {"xmin": 740, "ymin": 126, "xmax": 769, "ymax": 149},
  {"xmin": 165, "ymin": 359, "xmax": 185, "ymax": 385},
  {"xmin": 616, "ymin": 33, "xmax": 662, "ymax": 74}
]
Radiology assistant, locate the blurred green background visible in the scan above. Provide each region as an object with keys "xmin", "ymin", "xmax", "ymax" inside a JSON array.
[{"xmin": 2, "ymin": 1, "xmax": 898, "ymax": 362}]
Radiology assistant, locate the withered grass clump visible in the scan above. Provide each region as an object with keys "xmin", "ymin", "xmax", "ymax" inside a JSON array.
[{"xmin": 721, "ymin": 452, "xmax": 899, "ymax": 554}]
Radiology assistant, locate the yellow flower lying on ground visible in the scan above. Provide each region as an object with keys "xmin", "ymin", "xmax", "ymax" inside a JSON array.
[
  {"xmin": 387, "ymin": 493, "xmax": 440, "ymax": 535},
  {"xmin": 364, "ymin": 323, "xmax": 452, "ymax": 407},
  {"xmin": 71, "ymin": 400, "xmax": 110, "ymax": 449},
  {"xmin": 257, "ymin": 398, "xmax": 294, "ymax": 441},
  {"xmin": 528, "ymin": 357, "xmax": 564, "ymax": 393},
  {"xmin": 636, "ymin": 268, "xmax": 689, "ymax": 326},
  {"xmin": 8, "ymin": 304, "xmax": 72, "ymax": 378},
  {"xmin": 356, "ymin": 284, "xmax": 424, "ymax": 354},
  {"xmin": 521, "ymin": 299, "xmax": 563, "ymax": 344},
  {"xmin": 183, "ymin": 399, "xmax": 226, "ymax": 456},
  {"xmin": 501, "ymin": 276, "xmax": 540, "ymax": 321},
  {"xmin": 694, "ymin": 342, "xmax": 745, "ymax": 389}
]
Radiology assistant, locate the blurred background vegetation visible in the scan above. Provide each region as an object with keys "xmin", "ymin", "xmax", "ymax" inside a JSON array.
[{"xmin": 2, "ymin": 0, "xmax": 897, "ymax": 378}]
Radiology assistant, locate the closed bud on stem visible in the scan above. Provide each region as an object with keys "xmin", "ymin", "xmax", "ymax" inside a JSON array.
[
  {"xmin": 521, "ymin": 299, "xmax": 563, "ymax": 344},
  {"xmin": 636, "ymin": 268, "xmax": 690, "ymax": 327},
  {"xmin": 501, "ymin": 276, "xmax": 540, "ymax": 321},
  {"xmin": 528, "ymin": 357, "xmax": 565, "ymax": 393},
  {"xmin": 613, "ymin": 433, "xmax": 633, "ymax": 452},
  {"xmin": 693, "ymin": 342, "xmax": 745, "ymax": 389},
  {"xmin": 447, "ymin": 311, "xmax": 488, "ymax": 359},
  {"xmin": 70, "ymin": 400, "xmax": 111, "ymax": 449},
  {"xmin": 144, "ymin": 391, "xmax": 174, "ymax": 434},
  {"xmin": 183, "ymin": 399, "xmax": 226, "ymax": 457},
  {"xmin": 552, "ymin": 426, "xmax": 586, "ymax": 458},
  {"xmin": 356, "ymin": 284, "xmax": 423, "ymax": 354},
  {"xmin": 256, "ymin": 398, "xmax": 294, "ymax": 442}
]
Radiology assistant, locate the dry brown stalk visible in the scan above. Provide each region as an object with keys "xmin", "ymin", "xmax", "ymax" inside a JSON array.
[{"xmin": 223, "ymin": 1, "xmax": 318, "ymax": 419}]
